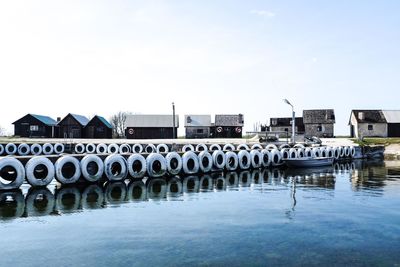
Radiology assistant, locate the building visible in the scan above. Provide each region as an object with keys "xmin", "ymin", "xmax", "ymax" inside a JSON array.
[
  {"xmin": 13, "ymin": 114, "xmax": 57, "ymax": 138},
  {"xmin": 211, "ymin": 114, "xmax": 244, "ymax": 138},
  {"xmin": 125, "ymin": 114, "xmax": 179, "ymax": 139},
  {"xmin": 269, "ymin": 117, "xmax": 304, "ymax": 137},
  {"xmin": 57, "ymin": 113, "xmax": 89, "ymax": 138},
  {"xmin": 303, "ymin": 109, "xmax": 335, "ymax": 138},
  {"xmin": 84, "ymin": 115, "xmax": 113, "ymax": 139},
  {"xmin": 184, "ymin": 115, "xmax": 211, "ymax": 139},
  {"xmin": 349, "ymin": 110, "xmax": 400, "ymax": 138}
]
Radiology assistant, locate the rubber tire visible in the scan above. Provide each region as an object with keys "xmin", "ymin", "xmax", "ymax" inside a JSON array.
[
  {"xmin": 55, "ymin": 156, "xmax": 81, "ymax": 184},
  {"xmin": 132, "ymin": 144, "xmax": 143, "ymax": 153},
  {"xmin": 212, "ymin": 150, "xmax": 225, "ymax": 169},
  {"xmin": 225, "ymin": 151, "xmax": 239, "ymax": 171},
  {"xmin": 270, "ymin": 149, "xmax": 282, "ymax": 166},
  {"xmin": 280, "ymin": 148, "xmax": 290, "ymax": 159},
  {"xmin": 0, "ymin": 157, "xmax": 25, "ymax": 190},
  {"xmin": 198, "ymin": 151, "xmax": 213, "ymax": 173},
  {"xmin": 25, "ymin": 156, "xmax": 55, "ymax": 187},
  {"xmin": 0, "ymin": 144, "xmax": 4, "ymax": 155},
  {"xmin": 305, "ymin": 148, "xmax": 313, "ymax": 157},
  {"xmin": 265, "ymin": 144, "xmax": 278, "ymax": 150},
  {"xmin": 251, "ymin": 144, "xmax": 262, "ymax": 150},
  {"xmin": 146, "ymin": 153, "xmax": 167, "ymax": 178},
  {"xmin": 156, "ymin": 144, "xmax": 169, "ymax": 153},
  {"xmin": 238, "ymin": 150, "xmax": 251, "ymax": 170},
  {"xmin": 86, "ymin": 143, "xmax": 96, "ymax": 154},
  {"xmin": 250, "ymin": 150, "xmax": 262, "ymax": 168},
  {"xmin": 236, "ymin": 144, "xmax": 249, "ymax": 150},
  {"xmin": 182, "ymin": 151, "xmax": 200, "ymax": 174},
  {"xmin": 261, "ymin": 149, "xmax": 271, "ymax": 167},
  {"xmin": 5, "ymin": 143, "xmax": 17, "ymax": 155},
  {"xmin": 182, "ymin": 144, "xmax": 195, "ymax": 152},
  {"xmin": 209, "ymin": 144, "xmax": 221, "ymax": 151},
  {"xmin": 195, "ymin": 144, "xmax": 208, "ymax": 152},
  {"xmin": 42, "ymin": 143, "xmax": 54, "ymax": 155},
  {"xmin": 223, "ymin": 144, "xmax": 235, "ymax": 151},
  {"xmin": 74, "ymin": 143, "xmax": 85, "ymax": 154},
  {"xmin": 54, "ymin": 143, "xmax": 65, "ymax": 154},
  {"xmin": 127, "ymin": 154, "xmax": 147, "ymax": 179},
  {"xmin": 18, "ymin": 143, "xmax": 30, "ymax": 156},
  {"xmin": 104, "ymin": 154, "xmax": 128, "ymax": 181},
  {"xmin": 165, "ymin": 152, "xmax": 182, "ymax": 176},
  {"xmin": 145, "ymin": 144, "xmax": 156, "ymax": 154},
  {"xmin": 96, "ymin": 143, "xmax": 108, "ymax": 154},
  {"xmin": 119, "ymin": 144, "xmax": 131, "ymax": 154},
  {"xmin": 30, "ymin": 144, "xmax": 42, "ymax": 155},
  {"xmin": 81, "ymin": 155, "xmax": 104, "ymax": 182},
  {"xmin": 107, "ymin": 144, "xmax": 119, "ymax": 154}
]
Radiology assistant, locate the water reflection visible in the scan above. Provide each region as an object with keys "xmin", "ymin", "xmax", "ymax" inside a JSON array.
[{"xmin": 1, "ymin": 160, "xmax": 399, "ymax": 220}]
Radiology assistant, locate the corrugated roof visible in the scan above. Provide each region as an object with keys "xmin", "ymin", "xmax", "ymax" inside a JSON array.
[
  {"xmin": 126, "ymin": 115, "xmax": 179, "ymax": 127},
  {"xmin": 303, "ymin": 109, "xmax": 335, "ymax": 124},
  {"xmin": 215, "ymin": 114, "xmax": 244, "ymax": 126},
  {"xmin": 184, "ymin": 115, "xmax": 211, "ymax": 127},
  {"xmin": 95, "ymin": 115, "xmax": 113, "ymax": 129},
  {"xmin": 351, "ymin": 110, "xmax": 386, "ymax": 123},
  {"xmin": 70, "ymin": 113, "xmax": 89, "ymax": 126},
  {"xmin": 31, "ymin": 114, "xmax": 57, "ymax": 126},
  {"xmin": 382, "ymin": 110, "xmax": 400, "ymax": 123}
]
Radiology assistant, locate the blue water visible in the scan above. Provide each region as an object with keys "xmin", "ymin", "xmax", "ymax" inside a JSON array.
[{"xmin": 1, "ymin": 160, "xmax": 400, "ymax": 266}]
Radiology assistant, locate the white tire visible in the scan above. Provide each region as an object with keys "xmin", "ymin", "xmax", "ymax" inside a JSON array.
[
  {"xmin": 297, "ymin": 148, "xmax": 305, "ymax": 158},
  {"xmin": 182, "ymin": 144, "xmax": 194, "ymax": 152},
  {"xmin": 165, "ymin": 152, "xmax": 182, "ymax": 175},
  {"xmin": 25, "ymin": 156, "xmax": 55, "ymax": 187},
  {"xmin": 198, "ymin": 151, "xmax": 213, "ymax": 173},
  {"xmin": 195, "ymin": 144, "xmax": 208, "ymax": 152},
  {"xmin": 132, "ymin": 144, "xmax": 143, "ymax": 153},
  {"xmin": 104, "ymin": 154, "xmax": 128, "ymax": 181},
  {"xmin": 26, "ymin": 188, "xmax": 55, "ymax": 216},
  {"xmin": 127, "ymin": 154, "xmax": 147, "ymax": 179},
  {"xmin": 225, "ymin": 151, "xmax": 239, "ymax": 171},
  {"xmin": 237, "ymin": 144, "xmax": 249, "ymax": 150},
  {"xmin": 74, "ymin": 143, "xmax": 85, "ymax": 154},
  {"xmin": 85, "ymin": 143, "xmax": 96, "ymax": 154},
  {"xmin": 250, "ymin": 150, "xmax": 262, "ymax": 168},
  {"xmin": 279, "ymin": 144, "xmax": 290, "ymax": 150},
  {"xmin": 223, "ymin": 144, "xmax": 235, "ymax": 151},
  {"xmin": 304, "ymin": 148, "xmax": 312, "ymax": 157},
  {"xmin": 42, "ymin": 143, "xmax": 54, "ymax": 155},
  {"xmin": 251, "ymin": 144, "xmax": 262, "ymax": 150},
  {"xmin": 30, "ymin": 143, "xmax": 42, "ymax": 155},
  {"xmin": 280, "ymin": 148, "xmax": 290, "ymax": 159},
  {"xmin": 261, "ymin": 149, "xmax": 271, "ymax": 167},
  {"xmin": 54, "ymin": 143, "xmax": 65, "ymax": 154},
  {"xmin": 5, "ymin": 143, "xmax": 17, "ymax": 155},
  {"xmin": 289, "ymin": 148, "xmax": 298, "ymax": 159},
  {"xmin": 339, "ymin": 146, "xmax": 345, "ymax": 158},
  {"xmin": 209, "ymin": 144, "xmax": 222, "ymax": 151},
  {"xmin": 18, "ymin": 143, "xmax": 30, "ymax": 156},
  {"xmin": 294, "ymin": 144, "xmax": 305, "ymax": 149},
  {"xmin": 107, "ymin": 143, "xmax": 119, "ymax": 154},
  {"xmin": 345, "ymin": 146, "xmax": 351, "ymax": 157},
  {"xmin": 0, "ymin": 144, "xmax": 4, "ymax": 155},
  {"xmin": 312, "ymin": 147, "xmax": 321, "ymax": 158},
  {"xmin": 105, "ymin": 182, "xmax": 127, "ymax": 204},
  {"xmin": 82, "ymin": 185, "xmax": 104, "ymax": 209},
  {"xmin": 81, "ymin": 155, "xmax": 104, "ymax": 182},
  {"xmin": 119, "ymin": 144, "xmax": 131, "ymax": 154},
  {"xmin": 156, "ymin": 144, "xmax": 169, "ymax": 153},
  {"xmin": 238, "ymin": 150, "xmax": 251, "ymax": 170},
  {"xmin": 350, "ymin": 146, "xmax": 356, "ymax": 158},
  {"xmin": 333, "ymin": 147, "xmax": 340, "ymax": 159},
  {"xmin": 0, "ymin": 158, "xmax": 25, "ymax": 190},
  {"xmin": 326, "ymin": 147, "xmax": 334, "ymax": 158},
  {"xmin": 265, "ymin": 144, "xmax": 278, "ymax": 150},
  {"xmin": 212, "ymin": 150, "xmax": 225, "ymax": 169},
  {"xmin": 270, "ymin": 149, "xmax": 282, "ymax": 166},
  {"xmin": 320, "ymin": 147, "xmax": 327, "ymax": 157},
  {"xmin": 146, "ymin": 153, "xmax": 167, "ymax": 178},
  {"xmin": 56, "ymin": 187, "xmax": 81, "ymax": 213},
  {"xmin": 96, "ymin": 143, "xmax": 108, "ymax": 154},
  {"xmin": 145, "ymin": 144, "xmax": 156, "ymax": 154},
  {"xmin": 55, "ymin": 156, "xmax": 81, "ymax": 184},
  {"xmin": 182, "ymin": 151, "xmax": 199, "ymax": 174}
]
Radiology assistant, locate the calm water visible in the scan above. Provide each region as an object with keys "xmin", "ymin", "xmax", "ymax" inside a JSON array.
[{"xmin": 1, "ymin": 160, "xmax": 400, "ymax": 267}]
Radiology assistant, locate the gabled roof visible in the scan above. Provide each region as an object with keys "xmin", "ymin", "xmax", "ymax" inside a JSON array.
[
  {"xmin": 270, "ymin": 117, "xmax": 304, "ymax": 127},
  {"xmin": 215, "ymin": 114, "xmax": 244, "ymax": 126},
  {"xmin": 13, "ymin": 114, "xmax": 57, "ymax": 126},
  {"xmin": 93, "ymin": 115, "xmax": 113, "ymax": 129},
  {"xmin": 125, "ymin": 115, "xmax": 179, "ymax": 127},
  {"xmin": 70, "ymin": 113, "xmax": 90, "ymax": 126},
  {"xmin": 351, "ymin": 110, "xmax": 386, "ymax": 123},
  {"xmin": 303, "ymin": 109, "xmax": 335, "ymax": 124},
  {"xmin": 184, "ymin": 115, "xmax": 211, "ymax": 127},
  {"xmin": 382, "ymin": 110, "xmax": 400, "ymax": 123}
]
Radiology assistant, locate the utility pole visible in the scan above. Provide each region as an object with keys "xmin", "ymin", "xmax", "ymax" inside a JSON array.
[
  {"xmin": 283, "ymin": 99, "xmax": 296, "ymax": 144},
  {"xmin": 172, "ymin": 102, "xmax": 176, "ymax": 139}
]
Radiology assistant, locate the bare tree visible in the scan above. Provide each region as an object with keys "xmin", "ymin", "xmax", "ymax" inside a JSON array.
[{"xmin": 110, "ymin": 111, "xmax": 131, "ymax": 138}]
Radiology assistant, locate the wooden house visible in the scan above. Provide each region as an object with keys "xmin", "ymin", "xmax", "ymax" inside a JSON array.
[
  {"xmin": 303, "ymin": 109, "xmax": 335, "ymax": 138},
  {"xmin": 84, "ymin": 115, "xmax": 113, "ymax": 139},
  {"xmin": 125, "ymin": 114, "xmax": 179, "ymax": 139},
  {"xmin": 211, "ymin": 114, "xmax": 244, "ymax": 138},
  {"xmin": 13, "ymin": 114, "xmax": 57, "ymax": 138},
  {"xmin": 57, "ymin": 113, "xmax": 89, "ymax": 138},
  {"xmin": 184, "ymin": 115, "xmax": 211, "ymax": 139}
]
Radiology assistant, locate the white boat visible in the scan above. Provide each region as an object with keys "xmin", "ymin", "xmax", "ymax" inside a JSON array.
[{"xmin": 283, "ymin": 157, "xmax": 334, "ymax": 168}]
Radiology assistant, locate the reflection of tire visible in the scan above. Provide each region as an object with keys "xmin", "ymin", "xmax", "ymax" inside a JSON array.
[
  {"xmin": 81, "ymin": 184, "xmax": 104, "ymax": 209},
  {"xmin": 105, "ymin": 182, "xmax": 127, "ymax": 204},
  {"xmin": 225, "ymin": 172, "xmax": 238, "ymax": 188},
  {"xmin": 199, "ymin": 175, "xmax": 213, "ymax": 190},
  {"xmin": 165, "ymin": 152, "xmax": 182, "ymax": 176},
  {"xmin": 31, "ymin": 143, "xmax": 42, "ymax": 155},
  {"xmin": 261, "ymin": 149, "xmax": 271, "ymax": 167},
  {"xmin": 251, "ymin": 169, "xmax": 263, "ymax": 184},
  {"xmin": 5, "ymin": 143, "xmax": 17, "ymax": 155},
  {"xmin": 104, "ymin": 154, "xmax": 128, "ymax": 181},
  {"xmin": 54, "ymin": 143, "xmax": 65, "ymax": 154},
  {"xmin": 212, "ymin": 150, "xmax": 225, "ymax": 169},
  {"xmin": 167, "ymin": 177, "xmax": 182, "ymax": 197},
  {"xmin": 198, "ymin": 151, "xmax": 213, "ymax": 173},
  {"xmin": 42, "ymin": 143, "xmax": 54, "ymax": 155},
  {"xmin": 56, "ymin": 187, "xmax": 81, "ymax": 213},
  {"xmin": 195, "ymin": 144, "xmax": 208, "ymax": 152},
  {"xmin": 250, "ymin": 150, "xmax": 262, "ymax": 168},
  {"xmin": 236, "ymin": 144, "xmax": 249, "ymax": 150},
  {"xmin": 182, "ymin": 144, "xmax": 195, "ymax": 152},
  {"xmin": 225, "ymin": 151, "xmax": 239, "ymax": 171},
  {"xmin": 55, "ymin": 156, "xmax": 81, "ymax": 184},
  {"xmin": 18, "ymin": 143, "xmax": 30, "ymax": 156},
  {"xmin": 223, "ymin": 144, "xmax": 235, "ymax": 151},
  {"xmin": 214, "ymin": 176, "xmax": 226, "ymax": 191},
  {"xmin": 146, "ymin": 153, "xmax": 167, "ymax": 178},
  {"xmin": 107, "ymin": 144, "xmax": 119, "ymax": 154},
  {"xmin": 85, "ymin": 143, "xmax": 96, "ymax": 154},
  {"xmin": 81, "ymin": 155, "xmax": 104, "ymax": 182},
  {"xmin": 25, "ymin": 156, "xmax": 55, "ymax": 187},
  {"xmin": 146, "ymin": 178, "xmax": 167, "ymax": 200},
  {"xmin": 74, "ymin": 143, "xmax": 85, "ymax": 154},
  {"xmin": 0, "ymin": 190, "xmax": 25, "ymax": 219},
  {"xmin": 25, "ymin": 188, "xmax": 55, "ymax": 216},
  {"xmin": 156, "ymin": 144, "xmax": 169, "ymax": 153},
  {"xmin": 239, "ymin": 171, "xmax": 251, "ymax": 187},
  {"xmin": 0, "ymin": 144, "xmax": 4, "ymax": 155},
  {"xmin": 0, "ymin": 157, "xmax": 25, "ymax": 190},
  {"xmin": 182, "ymin": 151, "xmax": 199, "ymax": 174},
  {"xmin": 127, "ymin": 154, "xmax": 147, "ymax": 179},
  {"xmin": 127, "ymin": 180, "xmax": 146, "ymax": 201},
  {"xmin": 119, "ymin": 144, "xmax": 131, "ymax": 154},
  {"xmin": 238, "ymin": 150, "xmax": 251, "ymax": 170},
  {"xmin": 183, "ymin": 176, "xmax": 200, "ymax": 193},
  {"xmin": 96, "ymin": 143, "xmax": 108, "ymax": 154},
  {"xmin": 132, "ymin": 144, "xmax": 143, "ymax": 154},
  {"xmin": 209, "ymin": 144, "xmax": 221, "ymax": 151},
  {"xmin": 145, "ymin": 144, "xmax": 156, "ymax": 154}
]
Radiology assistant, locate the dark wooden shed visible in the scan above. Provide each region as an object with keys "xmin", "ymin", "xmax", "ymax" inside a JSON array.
[
  {"xmin": 84, "ymin": 115, "xmax": 113, "ymax": 139},
  {"xmin": 13, "ymin": 114, "xmax": 57, "ymax": 138},
  {"xmin": 211, "ymin": 114, "xmax": 244, "ymax": 138},
  {"xmin": 125, "ymin": 115, "xmax": 179, "ymax": 139},
  {"xmin": 57, "ymin": 113, "xmax": 89, "ymax": 138}
]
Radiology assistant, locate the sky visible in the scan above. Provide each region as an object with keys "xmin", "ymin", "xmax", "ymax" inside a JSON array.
[{"xmin": 1, "ymin": 0, "xmax": 400, "ymax": 136}]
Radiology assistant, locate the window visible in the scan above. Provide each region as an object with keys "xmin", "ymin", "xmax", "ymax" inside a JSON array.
[
  {"xmin": 368, "ymin": 125, "xmax": 373, "ymax": 131},
  {"xmin": 30, "ymin": 125, "xmax": 39, "ymax": 131},
  {"xmin": 272, "ymin": 119, "xmax": 277, "ymax": 126},
  {"xmin": 197, "ymin": 129, "xmax": 204, "ymax": 134},
  {"xmin": 317, "ymin": 125, "xmax": 323, "ymax": 132}
]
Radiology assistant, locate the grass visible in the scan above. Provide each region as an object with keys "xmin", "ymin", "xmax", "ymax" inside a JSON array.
[{"xmin": 352, "ymin": 138, "xmax": 400, "ymax": 146}]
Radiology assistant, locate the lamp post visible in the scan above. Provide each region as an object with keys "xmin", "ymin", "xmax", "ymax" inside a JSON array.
[
  {"xmin": 172, "ymin": 102, "xmax": 176, "ymax": 139},
  {"xmin": 283, "ymin": 99, "xmax": 295, "ymax": 144}
]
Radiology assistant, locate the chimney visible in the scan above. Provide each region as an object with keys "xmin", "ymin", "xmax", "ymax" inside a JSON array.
[
  {"xmin": 57, "ymin": 117, "xmax": 61, "ymax": 122},
  {"xmin": 358, "ymin": 112, "xmax": 365, "ymax": 121}
]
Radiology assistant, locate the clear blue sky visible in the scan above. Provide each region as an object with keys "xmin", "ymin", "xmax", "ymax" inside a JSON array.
[{"xmin": 1, "ymin": 0, "xmax": 399, "ymax": 135}]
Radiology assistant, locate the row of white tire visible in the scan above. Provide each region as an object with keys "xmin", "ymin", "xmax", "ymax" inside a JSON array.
[
  {"xmin": 0, "ymin": 149, "xmax": 280, "ymax": 190},
  {"xmin": 0, "ymin": 143, "xmax": 65, "ymax": 156},
  {"xmin": 279, "ymin": 146, "xmax": 356, "ymax": 160}
]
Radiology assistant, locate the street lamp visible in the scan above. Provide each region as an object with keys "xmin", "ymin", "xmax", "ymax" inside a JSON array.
[
  {"xmin": 172, "ymin": 102, "xmax": 176, "ymax": 139},
  {"xmin": 283, "ymin": 99, "xmax": 295, "ymax": 144}
]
